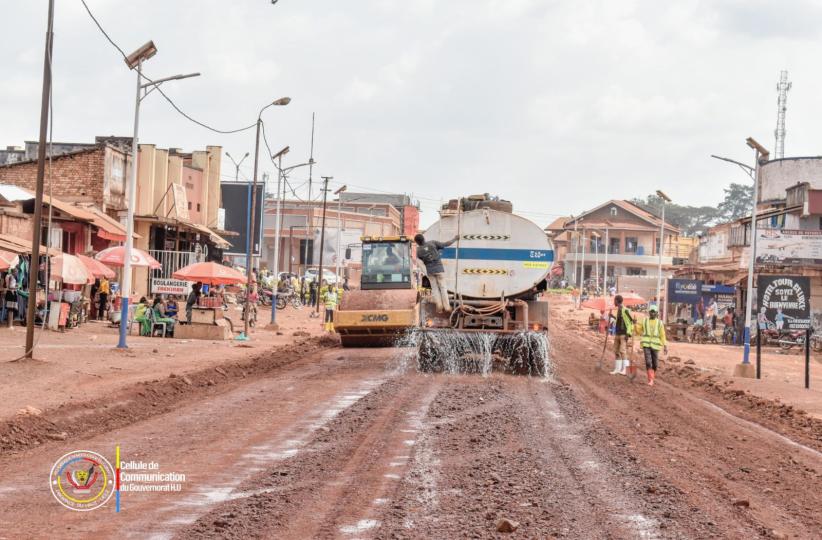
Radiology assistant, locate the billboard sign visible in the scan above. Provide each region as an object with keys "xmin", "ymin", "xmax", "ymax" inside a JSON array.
[
  {"xmin": 701, "ymin": 284, "xmax": 736, "ymax": 312},
  {"xmin": 756, "ymin": 229, "xmax": 822, "ymax": 265},
  {"xmin": 668, "ymin": 279, "xmax": 702, "ymax": 304},
  {"xmin": 756, "ymin": 275, "xmax": 811, "ymax": 330},
  {"xmin": 221, "ymin": 182, "xmax": 264, "ymax": 256}
]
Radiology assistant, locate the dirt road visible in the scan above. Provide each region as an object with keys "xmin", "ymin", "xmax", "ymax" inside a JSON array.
[{"xmin": 1, "ymin": 320, "xmax": 820, "ymax": 538}]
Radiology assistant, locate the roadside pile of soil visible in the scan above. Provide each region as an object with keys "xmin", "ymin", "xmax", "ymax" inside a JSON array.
[
  {"xmin": 0, "ymin": 336, "xmax": 334, "ymax": 453},
  {"xmin": 660, "ymin": 358, "xmax": 822, "ymax": 452}
]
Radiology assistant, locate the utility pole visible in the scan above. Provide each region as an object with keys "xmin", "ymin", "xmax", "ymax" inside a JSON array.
[
  {"xmin": 656, "ymin": 190, "xmax": 671, "ymax": 319},
  {"xmin": 303, "ymin": 113, "xmax": 316, "ymax": 274},
  {"xmin": 242, "ymin": 98, "xmax": 291, "ymax": 339},
  {"xmin": 334, "ymin": 185, "xmax": 348, "ymax": 282},
  {"xmin": 25, "ymin": 0, "xmax": 54, "ymax": 358},
  {"xmin": 270, "ymin": 147, "xmax": 290, "ymax": 327},
  {"xmin": 315, "ymin": 176, "xmax": 332, "ymax": 313}
]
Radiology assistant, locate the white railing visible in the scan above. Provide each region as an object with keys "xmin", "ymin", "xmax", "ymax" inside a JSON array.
[{"xmin": 149, "ymin": 250, "xmax": 205, "ymax": 280}]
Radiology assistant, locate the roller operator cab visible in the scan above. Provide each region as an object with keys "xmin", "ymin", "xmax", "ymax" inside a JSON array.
[{"xmin": 335, "ymin": 237, "xmax": 420, "ymax": 347}]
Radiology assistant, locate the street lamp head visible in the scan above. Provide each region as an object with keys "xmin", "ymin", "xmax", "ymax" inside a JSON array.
[
  {"xmin": 273, "ymin": 97, "xmax": 291, "ymax": 106},
  {"xmin": 656, "ymin": 190, "xmax": 672, "ymax": 202},
  {"xmin": 746, "ymin": 137, "xmax": 770, "ymax": 158},
  {"xmin": 125, "ymin": 41, "xmax": 157, "ymax": 69},
  {"xmin": 243, "ymin": 152, "xmax": 250, "ymax": 158},
  {"xmin": 271, "ymin": 146, "xmax": 290, "ymax": 160},
  {"xmin": 334, "ymin": 185, "xmax": 348, "ymax": 195}
]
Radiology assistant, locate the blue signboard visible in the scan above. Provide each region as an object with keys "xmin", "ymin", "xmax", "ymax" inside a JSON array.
[
  {"xmin": 439, "ymin": 248, "xmax": 554, "ymax": 262},
  {"xmin": 668, "ymin": 279, "xmax": 702, "ymax": 304}
]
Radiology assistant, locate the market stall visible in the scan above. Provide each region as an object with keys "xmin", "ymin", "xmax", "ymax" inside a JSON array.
[{"xmin": 172, "ymin": 261, "xmax": 247, "ymax": 340}]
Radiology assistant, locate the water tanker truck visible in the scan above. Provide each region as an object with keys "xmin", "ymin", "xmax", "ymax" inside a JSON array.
[{"xmin": 416, "ymin": 195, "xmax": 553, "ymax": 375}]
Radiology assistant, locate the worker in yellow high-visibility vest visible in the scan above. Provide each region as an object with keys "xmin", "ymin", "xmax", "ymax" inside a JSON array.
[{"xmin": 640, "ymin": 304, "xmax": 668, "ymax": 386}]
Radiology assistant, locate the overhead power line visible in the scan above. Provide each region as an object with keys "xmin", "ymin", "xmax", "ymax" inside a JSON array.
[{"xmin": 80, "ymin": 0, "xmax": 256, "ymax": 135}]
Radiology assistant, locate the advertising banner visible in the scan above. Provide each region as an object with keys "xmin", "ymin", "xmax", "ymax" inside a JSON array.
[
  {"xmin": 756, "ymin": 275, "xmax": 811, "ymax": 330},
  {"xmin": 668, "ymin": 279, "xmax": 702, "ymax": 304},
  {"xmin": 701, "ymin": 284, "xmax": 736, "ymax": 312},
  {"xmin": 756, "ymin": 229, "xmax": 822, "ymax": 265},
  {"xmin": 151, "ymin": 278, "xmax": 192, "ymax": 296}
]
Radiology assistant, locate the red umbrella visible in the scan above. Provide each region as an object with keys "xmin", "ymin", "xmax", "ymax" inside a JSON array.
[
  {"xmin": 50, "ymin": 253, "xmax": 94, "ymax": 285},
  {"xmin": 172, "ymin": 261, "xmax": 247, "ymax": 286},
  {"xmin": 77, "ymin": 254, "xmax": 115, "ymax": 279},
  {"xmin": 95, "ymin": 246, "xmax": 161, "ymax": 269},
  {"xmin": 581, "ymin": 293, "xmax": 647, "ymax": 311}
]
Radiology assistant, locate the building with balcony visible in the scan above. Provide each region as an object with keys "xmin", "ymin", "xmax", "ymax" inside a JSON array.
[
  {"xmin": 560, "ymin": 200, "xmax": 684, "ymax": 286},
  {"xmin": 261, "ymin": 197, "xmax": 403, "ymax": 280}
]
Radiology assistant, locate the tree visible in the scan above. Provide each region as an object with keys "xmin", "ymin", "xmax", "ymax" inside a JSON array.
[
  {"xmin": 717, "ymin": 182, "xmax": 753, "ymax": 221},
  {"xmin": 629, "ymin": 195, "xmax": 720, "ymax": 237}
]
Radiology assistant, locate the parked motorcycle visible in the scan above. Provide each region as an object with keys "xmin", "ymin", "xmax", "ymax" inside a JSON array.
[{"xmin": 778, "ymin": 330, "xmax": 806, "ymax": 350}]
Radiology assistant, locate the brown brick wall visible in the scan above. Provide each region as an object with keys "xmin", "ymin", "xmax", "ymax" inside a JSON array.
[{"xmin": 0, "ymin": 148, "xmax": 106, "ymax": 207}]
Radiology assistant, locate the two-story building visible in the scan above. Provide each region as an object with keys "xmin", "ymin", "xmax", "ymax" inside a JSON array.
[{"xmin": 561, "ymin": 200, "xmax": 683, "ymax": 287}]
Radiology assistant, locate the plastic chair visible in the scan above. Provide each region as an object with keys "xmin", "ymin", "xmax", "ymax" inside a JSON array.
[{"xmin": 147, "ymin": 309, "xmax": 167, "ymax": 338}]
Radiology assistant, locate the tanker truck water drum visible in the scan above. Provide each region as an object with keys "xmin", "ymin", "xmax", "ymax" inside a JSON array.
[{"xmin": 424, "ymin": 209, "xmax": 554, "ymax": 299}]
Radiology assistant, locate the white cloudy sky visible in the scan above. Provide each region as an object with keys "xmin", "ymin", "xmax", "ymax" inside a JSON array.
[{"xmin": 4, "ymin": 0, "xmax": 822, "ymax": 228}]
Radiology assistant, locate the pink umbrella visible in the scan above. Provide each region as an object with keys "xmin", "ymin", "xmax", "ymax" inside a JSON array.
[
  {"xmin": 0, "ymin": 250, "xmax": 18, "ymax": 271},
  {"xmin": 50, "ymin": 253, "xmax": 94, "ymax": 285},
  {"xmin": 95, "ymin": 246, "xmax": 161, "ymax": 269},
  {"xmin": 77, "ymin": 254, "xmax": 115, "ymax": 279}
]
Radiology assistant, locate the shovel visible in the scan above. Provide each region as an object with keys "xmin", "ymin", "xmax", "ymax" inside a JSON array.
[
  {"xmin": 627, "ymin": 338, "xmax": 638, "ymax": 382},
  {"xmin": 597, "ymin": 332, "xmax": 609, "ymax": 371}
]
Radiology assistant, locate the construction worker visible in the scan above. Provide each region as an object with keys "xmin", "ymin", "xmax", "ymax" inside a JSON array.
[
  {"xmin": 414, "ymin": 233, "xmax": 459, "ymax": 313},
  {"xmin": 640, "ymin": 305, "xmax": 667, "ymax": 386},
  {"xmin": 322, "ymin": 283, "xmax": 338, "ymax": 332},
  {"xmin": 609, "ymin": 294, "xmax": 634, "ymax": 375}
]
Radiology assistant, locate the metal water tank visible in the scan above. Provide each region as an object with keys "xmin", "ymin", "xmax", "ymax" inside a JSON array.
[{"xmin": 423, "ymin": 208, "xmax": 554, "ymax": 299}]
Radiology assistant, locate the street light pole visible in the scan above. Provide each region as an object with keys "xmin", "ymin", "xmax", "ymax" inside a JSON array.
[
  {"xmin": 655, "ymin": 190, "xmax": 672, "ymax": 318},
  {"xmin": 334, "ymin": 185, "xmax": 348, "ymax": 282},
  {"xmin": 117, "ymin": 42, "xmax": 199, "ymax": 349},
  {"xmin": 243, "ymin": 97, "xmax": 291, "ymax": 338},
  {"xmin": 711, "ymin": 139, "xmax": 769, "ymax": 371},
  {"xmin": 315, "ymin": 176, "xmax": 332, "ymax": 314},
  {"xmin": 24, "ymin": 0, "xmax": 54, "ymax": 358},
  {"xmin": 742, "ymin": 138, "xmax": 768, "ymax": 366}
]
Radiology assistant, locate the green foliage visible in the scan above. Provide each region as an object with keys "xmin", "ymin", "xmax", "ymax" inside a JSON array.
[
  {"xmin": 717, "ymin": 183, "xmax": 753, "ymax": 221},
  {"xmin": 630, "ymin": 182, "xmax": 752, "ymax": 236}
]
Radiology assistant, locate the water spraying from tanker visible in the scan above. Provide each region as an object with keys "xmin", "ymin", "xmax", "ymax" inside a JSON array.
[{"xmin": 393, "ymin": 329, "xmax": 552, "ymax": 377}]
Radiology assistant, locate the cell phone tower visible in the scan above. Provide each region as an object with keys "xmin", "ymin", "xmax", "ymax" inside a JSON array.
[{"xmin": 774, "ymin": 70, "xmax": 791, "ymax": 159}]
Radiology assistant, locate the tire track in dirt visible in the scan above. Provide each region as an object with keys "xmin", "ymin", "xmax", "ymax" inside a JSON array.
[
  {"xmin": 177, "ymin": 372, "xmax": 442, "ymax": 539},
  {"xmin": 552, "ymin": 321, "xmax": 822, "ymax": 538}
]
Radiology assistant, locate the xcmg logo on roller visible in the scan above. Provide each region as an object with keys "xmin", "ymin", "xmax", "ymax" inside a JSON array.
[{"xmin": 361, "ymin": 314, "xmax": 390, "ymax": 322}]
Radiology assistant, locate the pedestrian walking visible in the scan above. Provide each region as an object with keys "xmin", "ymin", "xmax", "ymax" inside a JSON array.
[
  {"xmin": 309, "ymin": 280, "xmax": 318, "ymax": 307},
  {"xmin": 97, "ymin": 275, "xmax": 110, "ymax": 321},
  {"xmin": 640, "ymin": 305, "xmax": 667, "ymax": 386},
  {"xmin": 185, "ymin": 282, "xmax": 202, "ymax": 323},
  {"xmin": 414, "ymin": 233, "xmax": 459, "ymax": 313},
  {"xmin": 4, "ymin": 268, "xmax": 18, "ymax": 328},
  {"xmin": 609, "ymin": 294, "xmax": 634, "ymax": 375}
]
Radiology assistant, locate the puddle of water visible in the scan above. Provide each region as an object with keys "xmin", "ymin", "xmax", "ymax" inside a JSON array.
[
  {"xmin": 403, "ymin": 439, "xmax": 415, "ymax": 446},
  {"xmin": 339, "ymin": 519, "xmax": 379, "ymax": 534},
  {"xmin": 384, "ymin": 473, "xmax": 401, "ymax": 480}
]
